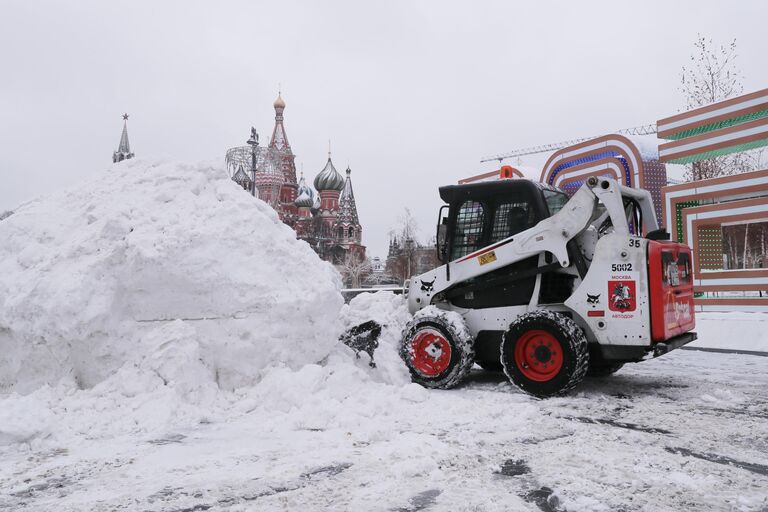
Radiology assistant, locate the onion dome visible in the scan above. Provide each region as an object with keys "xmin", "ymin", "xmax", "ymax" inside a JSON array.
[
  {"xmin": 273, "ymin": 93, "xmax": 285, "ymax": 109},
  {"xmin": 232, "ymin": 164, "xmax": 252, "ymax": 189},
  {"xmin": 295, "ymin": 189, "xmax": 313, "ymax": 208},
  {"xmin": 311, "ymin": 190, "xmax": 321, "ymax": 213},
  {"xmin": 294, "ymin": 173, "xmax": 314, "ymax": 208},
  {"xmin": 313, "ymin": 157, "xmax": 345, "ymax": 191}
]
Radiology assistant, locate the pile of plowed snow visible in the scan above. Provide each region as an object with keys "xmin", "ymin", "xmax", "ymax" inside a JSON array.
[{"xmin": 0, "ymin": 159, "xmax": 343, "ymax": 395}]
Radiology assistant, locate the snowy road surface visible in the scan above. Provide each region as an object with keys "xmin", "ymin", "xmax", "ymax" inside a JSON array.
[{"xmin": 2, "ymin": 349, "xmax": 767, "ymax": 512}]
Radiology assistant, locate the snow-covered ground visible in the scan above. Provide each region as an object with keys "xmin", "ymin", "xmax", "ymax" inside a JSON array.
[
  {"xmin": 1, "ymin": 347, "xmax": 766, "ymax": 512},
  {"xmin": 691, "ymin": 312, "xmax": 768, "ymax": 353},
  {"xmin": 2, "ymin": 159, "xmax": 767, "ymax": 511}
]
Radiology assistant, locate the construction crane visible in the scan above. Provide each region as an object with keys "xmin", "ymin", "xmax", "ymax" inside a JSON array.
[{"xmin": 480, "ymin": 124, "xmax": 658, "ymax": 163}]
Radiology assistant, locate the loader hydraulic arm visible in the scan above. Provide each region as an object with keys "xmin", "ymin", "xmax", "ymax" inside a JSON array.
[{"xmin": 440, "ymin": 183, "xmax": 597, "ymax": 286}]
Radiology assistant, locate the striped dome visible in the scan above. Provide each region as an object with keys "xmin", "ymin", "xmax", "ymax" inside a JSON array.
[
  {"xmin": 313, "ymin": 157, "xmax": 345, "ymax": 191},
  {"xmin": 294, "ymin": 174, "xmax": 314, "ymax": 207}
]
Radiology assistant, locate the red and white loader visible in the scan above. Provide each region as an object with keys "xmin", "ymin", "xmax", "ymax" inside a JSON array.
[{"xmin": 399, "ymin": 176, "xmax": 697, "ymax": 397}]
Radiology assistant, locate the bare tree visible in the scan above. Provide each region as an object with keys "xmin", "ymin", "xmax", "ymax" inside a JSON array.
[
  {"xmin": 398, "ymin": 208, "xmax": 419, "ymax": 242},
  {"xmin": 681, "ymin": 36, "xmax": 741, "ymax": 110},
  {"xmin": 680, "ymin": 36, "xmax": 756, "ymax": 181},
  {"xmin": 339, "ymin": 252, "xmax": 371, "ymax": 288},
  {"xmin": 384, "ymin": 208, "xmax": 422, "ymax": 284}
]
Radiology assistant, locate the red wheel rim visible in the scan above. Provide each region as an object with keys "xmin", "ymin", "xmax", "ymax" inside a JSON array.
[
  {"xmin": 410, "ymin": 328, "xmax": 452, "ymax": 377},
  {"xmin": 513, "ymin": 330, "xmax": 563, "ymax": 382}
]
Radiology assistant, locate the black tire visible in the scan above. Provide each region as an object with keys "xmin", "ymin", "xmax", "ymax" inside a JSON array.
[
  {"xmin": 501, "ymin": 310, "xmax": 589, "ymax": 398},
  {"xmin": 400, "ymin": 309, "xmax": 475, "ymax": 389},
  {"xmin": 587, "ymin": 362, "xmax": 624, "ymax": 377},
  {"xmin": 477, "ymin": 361, "xmax": 504, "ymax": 372}
]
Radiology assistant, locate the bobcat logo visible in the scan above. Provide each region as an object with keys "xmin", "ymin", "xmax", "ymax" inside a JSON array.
[
  {"xmin": 587, "ymin": 293, "xmax": 600, "ymax": 305},
  {"xmin": 420, "ymin": 278, "xmax": 436, "ymax": 293}
]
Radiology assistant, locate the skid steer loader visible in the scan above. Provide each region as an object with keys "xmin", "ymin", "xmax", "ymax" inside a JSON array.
[{"xmin": 399, "ymin": 176, "xmax": 697, "ymax": 397}]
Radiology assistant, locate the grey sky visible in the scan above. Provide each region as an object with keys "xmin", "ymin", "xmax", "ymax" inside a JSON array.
[{"xmin": 2, "ymin": 1, "xmax": 767, "ymax": 258}]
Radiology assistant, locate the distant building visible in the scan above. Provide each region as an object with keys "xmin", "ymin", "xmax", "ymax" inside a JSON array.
[
  {"xmin": 112, "ymin": 114, "xmax": 134, "ymax": 163},
  {"xmin": 362, "ymin": 256, "xmax": 400, "ymax": 287},
  {"xmin": 385, "ymin": 236, "xmax": 439, "ymax": 284},
  {"xmin": 371, "ymin": 256, "xmax": 384, "ymax": 274},
  {"xmin": 226, "ymin": 94, "xmax": 365, "ymax": 266}
]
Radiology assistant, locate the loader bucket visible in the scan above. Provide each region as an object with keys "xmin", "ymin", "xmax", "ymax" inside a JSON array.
[{"xmin": 339, "ymin": 320, "xmax": 382, "ymax": 368}]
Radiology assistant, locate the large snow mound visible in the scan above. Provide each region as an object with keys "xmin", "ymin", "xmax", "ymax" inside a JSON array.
[
  {"xmin": 0, "ymin": 291, "xmax": 414, "ymax": 445},
  {"xmin": 0, "ymin": 158, "xmax": 343, "ymax": 394}
]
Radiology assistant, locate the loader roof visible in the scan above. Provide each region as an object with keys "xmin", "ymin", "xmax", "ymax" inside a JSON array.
[{"xmin": 439, "ymin": 179, "xmax": 557, "ymax": 205}]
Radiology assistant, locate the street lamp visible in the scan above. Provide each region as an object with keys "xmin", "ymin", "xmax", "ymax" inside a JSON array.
[{"xmin": 247, "ymin": 127, "xmax": 259, "ymax": 197}]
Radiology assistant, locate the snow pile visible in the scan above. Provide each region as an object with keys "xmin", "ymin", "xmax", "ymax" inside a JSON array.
[
  {"xmin": 225, "ymin": 292, "xmax": 420, "ymax": 432},
  {"xmin": 0, "ymin": 161, "xmax": 421, "ymax": 448},
  {"xmin": 0, "ymin": 158, "xmax": 343, "ymax": 397},
  {"xmin": 0, "ymin": 291, "xmax": 414, "ymax": 444}
]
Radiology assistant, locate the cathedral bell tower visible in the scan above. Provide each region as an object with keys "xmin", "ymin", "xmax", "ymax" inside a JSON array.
[{"xmin": 268, "ymin": 92, "xmax": 299, "ymax": 219}]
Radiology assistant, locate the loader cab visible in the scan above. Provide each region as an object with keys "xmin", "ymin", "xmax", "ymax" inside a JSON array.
[
  {"xmin": 436, "ymin": 180, "xmax": 567, "ymax": 263},
  {"xmin": 435, "ymin": 179, "xmax": 571, "ymax": 309}
]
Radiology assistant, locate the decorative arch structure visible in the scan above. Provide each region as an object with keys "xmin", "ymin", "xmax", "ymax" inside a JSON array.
[
  {"xmin": 657, "ymin": 88, "xmax": 768, "ymax": 164},
  {"xmin": 660, "ymin": 168, "xmax": 768, "ymax": 312},
  {"xmin": 541, "ymin": 134, "xmax": 667, "ymax": 221},
  {"xmin": 655, "ymin": 87, "xmax": 768, "ymax": 312}
]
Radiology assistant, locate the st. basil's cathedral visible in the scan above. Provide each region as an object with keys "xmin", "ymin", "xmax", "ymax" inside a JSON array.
[{"xmin": 226, "ymin": 94, "xmax": 366, "ymax": 265}]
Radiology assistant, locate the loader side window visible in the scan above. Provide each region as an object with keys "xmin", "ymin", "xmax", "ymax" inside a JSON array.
[
  {"xmin": 490, "ymin": 202, "xmax": 534, "ymax": 243},
  {"xmin": 543, "ymin": 190, "xmax": 569, "ymax": 216},
  {"xmin": 451, "ymin": 200, "xmax": 485, "ymax": 260}
]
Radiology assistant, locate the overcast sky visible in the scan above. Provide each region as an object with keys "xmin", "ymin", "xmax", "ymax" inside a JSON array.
[{"xmin": 2, "ymin": 1, "xmax": 767, "ymax": 257}]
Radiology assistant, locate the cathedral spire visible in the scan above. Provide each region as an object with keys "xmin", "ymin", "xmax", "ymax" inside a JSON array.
[
  {"xmin": 269, "ymin": 92, "xmax": 290, "ymax": 152},
  {"xmin": 337, "ymin": 166, "xmax": 360, "ymax": 226},
  {"xmin": 268, "ymin": 91, "xmax": 298, "ymax": 189},
  {"xmin": 113, "ymin": 113, "xmax": 135, "ymax": 163}
]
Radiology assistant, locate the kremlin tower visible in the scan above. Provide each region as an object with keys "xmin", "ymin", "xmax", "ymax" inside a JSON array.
[{"xmin": 112, "ymin": 114, "xmax": 135, "ymax": 163}]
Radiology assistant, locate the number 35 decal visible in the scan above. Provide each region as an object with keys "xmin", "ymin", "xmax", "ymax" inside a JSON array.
[
  {"xmin": 612, "ymin": 263, "xmax": 633, "ymax": 272},
  {"xmin": 629, "ymin": 239, "xmax": 641, "ymax": 248}
]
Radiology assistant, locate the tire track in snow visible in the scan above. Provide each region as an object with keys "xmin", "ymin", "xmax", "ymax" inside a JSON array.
[
  {"xmin": 157, "ymin": 463, "xmax": 355, "ymax": 512},
  {"xmin": 664, "ymin": 447, "xmax": 768, "ymax": 477},
  {"xmin": 392, "ymin": 489, "xmax": 442, "ymax": 512},
  {"xmin": 556, "ymin": 415, "xmax": 672, "ymax": 435}
]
